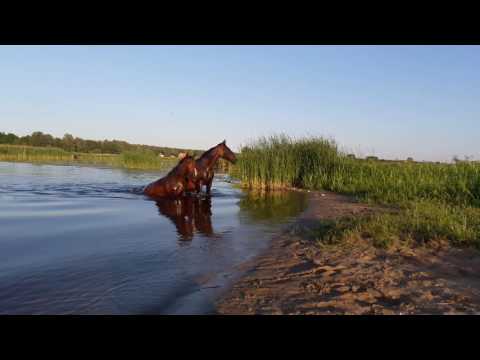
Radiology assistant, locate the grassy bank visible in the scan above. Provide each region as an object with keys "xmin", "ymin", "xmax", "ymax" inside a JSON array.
[
  {"xmin": 0, "ymin": 144, "xmax": 178, "ymax": 170},
  {"xmin": 0, "ymin": 144, "xmax": 233, "ymax": 172},
  {"xmin": 232, "ymin": 135, "xmax": 480, "ymax": 249},
  {"xmin": 308, "ymin": 201, "xmax": 480, "ymax": 249},
  {"xmin": 234, "ymin": 135, "xmax": 480, "ymax": 207}
]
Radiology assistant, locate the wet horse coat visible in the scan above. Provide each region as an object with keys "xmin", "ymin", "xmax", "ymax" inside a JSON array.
[
  {"xmin": 143, "ymin": 155, "xmax": 197, "ymax": 198},
  {"xmin": 187, "ymin": 140, "xmax": 237, "ymax": 194}
]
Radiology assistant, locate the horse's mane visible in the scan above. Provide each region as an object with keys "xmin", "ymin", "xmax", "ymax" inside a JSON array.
[{"xmin": 198, "ymin": 143, "xmax": 222, "ymax": 161}]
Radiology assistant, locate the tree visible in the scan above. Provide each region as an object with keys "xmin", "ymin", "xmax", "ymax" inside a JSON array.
[
  {"xmin": 30, "ymin": 132, "xmax": 54, "ymax": 147},
  {"xmin": 1, "ymin": 130, "xmax": 204, "ymax": 156},
  {"xmin": 62, "ymin": 134, "xmax": 75, "ymax": 151}
]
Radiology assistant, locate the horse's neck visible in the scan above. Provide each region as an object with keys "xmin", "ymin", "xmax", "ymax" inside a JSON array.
[
  {"xmin": 174, "ymin": 162, "xmax": 190, "ymax": 176},
  {"xmin": 199, "ymin": 147, "xmax": 220, "ymax": 169}
]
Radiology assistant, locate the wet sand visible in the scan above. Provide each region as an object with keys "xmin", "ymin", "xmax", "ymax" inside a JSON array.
[{"xmin": 216, "ymin": 191, "xmax": 480, "ymax": 315}]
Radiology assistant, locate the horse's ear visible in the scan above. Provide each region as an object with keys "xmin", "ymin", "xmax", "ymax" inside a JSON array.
[{"xmin": 222, "ymin": 139, "xmax": 226, "ymax": 144}]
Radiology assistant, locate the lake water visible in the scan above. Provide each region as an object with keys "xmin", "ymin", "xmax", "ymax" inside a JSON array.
[{"xmin": 0, "ymin": 162, "xmax": 307, "ymax": 314}]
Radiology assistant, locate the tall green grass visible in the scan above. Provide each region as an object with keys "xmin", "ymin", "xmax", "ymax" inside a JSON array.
[
  {"xmin": 309, "ymin": 201, "xmax": 480, "ymax": 249},
  {"xmin": 232, "ymin": 135, "xmax": 480, "ymax": 248},
  {"xmin": 0, "ymin": 144, "xmax": 177, "ymax": 170},
  {"xmin": 0, "ymin": 144, "xmax": 232, "ymax": 172},
  {"xmin": 234, "ymin": 135, "xmax": 480, "ymax": 207},
  {"xmin": 0, "ymin": 144, "xmax": 73, "ymax": 162},
  {"xmin": 236, "ymin": 135, "xmax": 342, "ymax": 190},
  {"xmin": 119, "ymin": 149, "xmax": 177, "ymax": 169}
]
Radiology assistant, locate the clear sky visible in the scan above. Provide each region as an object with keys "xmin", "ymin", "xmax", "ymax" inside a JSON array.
[{"xmin": 1, "ymin": 45, "xmax": 478, "ymax": 161}]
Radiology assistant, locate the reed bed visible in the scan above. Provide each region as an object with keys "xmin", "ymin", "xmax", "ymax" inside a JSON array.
[
  {"xmin": 234, "ymin": 135, "xmax": 480, "ymax": 207},
  {"xmin": 0, "ymin": 144, "xmax": 231, "ymax": 172},
  {"xmin": 232, "ymin": 135, "xmax": 480, "ymax": 248},
  {"xmin": 0, "ymin": 145, "xmax": 74, "ymax": 162},
  {"xmin": 119, "ymin": 150, "xmax": 177, "ymax": 170},
  {"xmin": 0, "ymin": 145, "xmax": 177, "ymax": 170}
]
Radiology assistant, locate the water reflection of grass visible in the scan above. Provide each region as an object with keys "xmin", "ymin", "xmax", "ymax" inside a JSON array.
[
  {"xmin": 230, "ymin": 135, "xmax": 480, "ymax": 249},
  {"xmin": 238, "ymin": 190, "xmax": 308, "ymax": 223}
]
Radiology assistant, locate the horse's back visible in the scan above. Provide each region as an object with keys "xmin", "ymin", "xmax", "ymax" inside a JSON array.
[
  {"xmin": 144, "ymin": 176, "xmax": 185, "ymax": 198},
  {"xmin": 143, "ymin": 178, "xmax": 167, "ymax": 197}
]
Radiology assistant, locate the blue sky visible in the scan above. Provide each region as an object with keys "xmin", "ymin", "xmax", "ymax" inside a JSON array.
[{"xmin": 0, "ymin": 45, "xmax": 479, "ymax": 161}]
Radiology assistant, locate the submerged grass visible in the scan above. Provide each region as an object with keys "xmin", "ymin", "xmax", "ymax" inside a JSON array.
[{"xmin": 232, "ymin": 135, "xmax": 480, "ymax": 249}]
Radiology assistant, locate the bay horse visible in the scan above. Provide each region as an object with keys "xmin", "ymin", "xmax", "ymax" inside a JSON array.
[
  {"xmin": 187, "ymin": 140, "xmax": 237, "ymax": 195},
  {"xmin": 143, "ymin": 154, "xmax": 197, "ymax": 198}
]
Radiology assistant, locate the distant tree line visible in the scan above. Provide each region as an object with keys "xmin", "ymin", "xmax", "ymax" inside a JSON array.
[{"xmin": 0, "ymin": 131, "xmax": 204, "ymax": 157}]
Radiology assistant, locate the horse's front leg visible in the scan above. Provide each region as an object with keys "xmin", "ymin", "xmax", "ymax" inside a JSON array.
[
  {"xmin": 206, "ymin": 176, "xmax": 214, "ymax": 195},
  {"xmin": 174, "ymin": 183, "xmax": 185, "ymax": 197},
  {"xmin": 195, "ymin": 180, "xmax": 202, "ymax": 194}
]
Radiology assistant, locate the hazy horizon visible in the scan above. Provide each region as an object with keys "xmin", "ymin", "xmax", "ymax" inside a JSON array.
[{"xmin": 1, "ymin": 45, "xmax": 479, "ymax": 162}]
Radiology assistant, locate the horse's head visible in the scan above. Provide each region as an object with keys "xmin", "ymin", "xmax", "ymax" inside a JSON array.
[{"xmin": 218, "ymin": 140, "xmax": 237, "ymax": 164}]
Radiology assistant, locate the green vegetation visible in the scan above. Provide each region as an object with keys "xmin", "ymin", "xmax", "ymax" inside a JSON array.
[
  {"xmin": 236, "ymin": 135, "xmax": 342, "ymax": 191},
  {"xmin": 234, "ymin": 134, "xmax": 480, "ymax": 207},
  {"xmin": 119, "ymin": 149, "xmax": 178, "ymax": 170},
  {"xmin": 0, "ymin": 144, "xmax": 73, "ymax": 162},
  {"xmin": 0, "ymin": 131, "xmax": 203, "ymax": 157},
  {"xmin": 0, "ymin": 144, "xmax": 177, "ymax": 170},
  {"xmin": 232, "ymin": 134, "xmax": 480, "ymax": 249},
  {"xmin": 0, "ymin": 143, "xmax": 232, "ymax": 172},
  {"xmin": 309, "ymin": 201, "xmax": 480, "ymax": 249},
  {"xmin": 0, "ymin": 131, "xmax": 236, "ymax": 172}
]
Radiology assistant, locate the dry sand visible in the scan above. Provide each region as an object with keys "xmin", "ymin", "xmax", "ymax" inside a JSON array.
[{"xmin": 216, "ymin": 191, "xmax": 480, "ymax": 315}]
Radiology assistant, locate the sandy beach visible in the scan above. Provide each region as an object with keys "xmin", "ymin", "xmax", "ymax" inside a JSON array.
[{"xmin": 216, "ymin": 191, "xmax": 480, "ymax": 315}]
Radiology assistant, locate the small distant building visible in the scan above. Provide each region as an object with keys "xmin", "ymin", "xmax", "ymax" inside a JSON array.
[{"xmin": 158, "ymin": 153, "xmax": 165, "ymax": 158}]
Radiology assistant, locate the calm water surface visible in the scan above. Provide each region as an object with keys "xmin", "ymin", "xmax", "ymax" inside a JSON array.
[{"xmin": 0, "ymin": 162, "xmax": 307, "ymax": 314}]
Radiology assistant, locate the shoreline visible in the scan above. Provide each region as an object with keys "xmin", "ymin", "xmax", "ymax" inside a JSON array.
[
  {"xmin": 215, "ymin": 191, "xmax": 480, "ymax": 315},
  {"xmin": 0, "ymin": 158, "xmax": 231, "ymax": 174},
  {"xmin": 0, "ymin": 159, "xmax": 177, "ymax": 175},
  {"xmin": 0, "ymin": 157, "xmax": 177, "ymax": 171}
]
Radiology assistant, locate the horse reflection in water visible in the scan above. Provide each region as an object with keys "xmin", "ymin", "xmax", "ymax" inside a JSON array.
[{"xmin": 155, "ymin": 196, "xmax": 215, "ymax": 241}]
